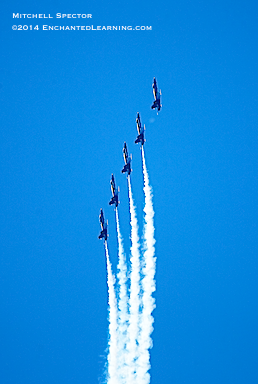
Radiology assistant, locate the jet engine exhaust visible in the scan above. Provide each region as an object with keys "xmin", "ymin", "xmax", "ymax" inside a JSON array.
[{"xmin": 105, "ymin": 241, "xmax": 119, "ymax": 384}]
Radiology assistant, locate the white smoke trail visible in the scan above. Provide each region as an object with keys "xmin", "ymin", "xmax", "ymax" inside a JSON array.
[
  {"xmin": 115, "ymin": 208, "xmax": 129, "ymax": 383},
  {"xmin": 104, "ymin": 241, "xmax": 119, "ymax": 384},
  {"xmin": 137, "ymin": 146, "xmax": 156, "ymax": 384},
  {"xmin": 127, "ymin": 175, "xmax": 141, "ymax": 384}
]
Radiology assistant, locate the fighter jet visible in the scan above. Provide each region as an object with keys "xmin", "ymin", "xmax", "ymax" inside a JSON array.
[
  {"xmin": 98, "ymin": 209, "xmax": 108, "ymax": 241},
  {"xmin": 109, "ymin": 174, "xmax": 119, "ymax": 207},
  {"xmin": 121, "ymin": 142, "xmax": 132, "ymax": 175},
  {"xmin": 151, "ymin": 77, "xmax": 162, "ymax": 112},
  {"xmin": 135, "ymin": 112, "xmax": 145, "ymax": 145}
]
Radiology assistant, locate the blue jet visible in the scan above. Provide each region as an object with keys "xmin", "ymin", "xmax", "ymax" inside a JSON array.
[
  {"xmin": 109, "ymin": 174, "xmax": 119, "ymax": 207},
  {"xmin": 135, "ymin": 112, "xmax": 145, "ymax": 145},
  {"xmin": 151, "ymin": 77, "xmax": 162, "ymax": 112},
  {"xmin": 121, "ymin": 142, "xmax": 132, "ymax": 175},
  {"xmin": 98, "ymin": 209, "xmax": 108, "ymax": 241}
]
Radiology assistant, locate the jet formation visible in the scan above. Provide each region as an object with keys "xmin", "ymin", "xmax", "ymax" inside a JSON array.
[{"xmin": 98, "ymin": 77, "xmax": 161, "ymax": 240}]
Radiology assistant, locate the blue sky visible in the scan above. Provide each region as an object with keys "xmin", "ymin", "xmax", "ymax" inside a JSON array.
[{"xmin": 1, "ymin": 1, "xmax": 258, "ymax": 383}]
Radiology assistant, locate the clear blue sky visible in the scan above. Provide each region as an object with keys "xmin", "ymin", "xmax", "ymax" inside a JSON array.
[{"xmin": 1, "ymin": 1, "xmax": 258, "ymax": 383}]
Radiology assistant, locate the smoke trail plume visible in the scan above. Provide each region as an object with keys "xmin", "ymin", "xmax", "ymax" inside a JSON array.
[
  {"xmin": 127, "ymin": 175, "xmax": 141, "ymax": 383},
  {"xmin": 104, "ymin": 241, "xmax": 119, "ymax": 384},
  {"xmin": 115, "ymin": 208, "xmax": 129, "ymax": 383},
  {"xmin": 137, "ymin": 146, "xmax": 156, "ymax": 384}
]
